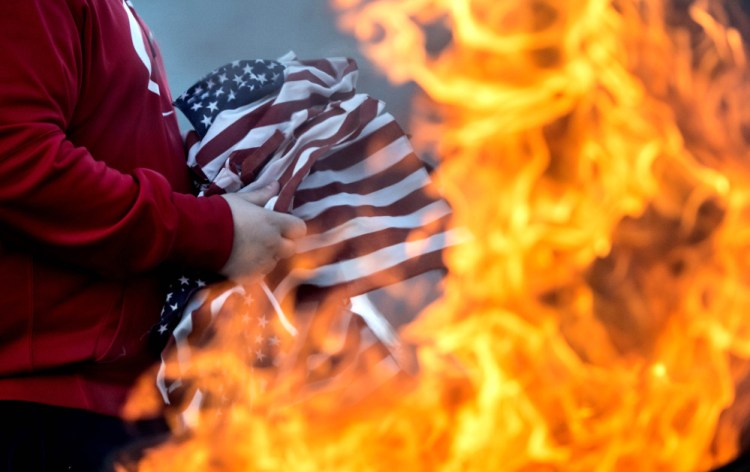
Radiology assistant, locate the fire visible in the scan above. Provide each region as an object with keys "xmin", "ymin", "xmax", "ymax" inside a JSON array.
[{"xmin": 131, "ymin": 0, "xmax": 750, "ymax": 470}]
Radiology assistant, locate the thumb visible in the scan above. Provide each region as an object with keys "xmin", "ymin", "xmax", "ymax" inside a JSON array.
[{"xmin": 236, "ymin": 181, "xmax": 279, "ymax": 206}]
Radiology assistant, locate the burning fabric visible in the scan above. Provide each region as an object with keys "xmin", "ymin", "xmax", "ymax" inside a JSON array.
[
  {"xmin": 148, "ymin": 53, "xmax": 457, "ymax": 423},
  {"xmin": 128, "ymin": 0, "xmax": 750, "ymax": 470}
]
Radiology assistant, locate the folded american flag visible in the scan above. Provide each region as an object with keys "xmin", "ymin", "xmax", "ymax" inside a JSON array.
[{"xmin": 152, "ymin": 53, "xmax": 458, "ymax": 412}]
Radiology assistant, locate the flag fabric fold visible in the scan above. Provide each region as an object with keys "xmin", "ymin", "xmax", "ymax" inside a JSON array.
[{"xmin": 153, "ymin": 52, "xmax": 457, "ymax": 410}]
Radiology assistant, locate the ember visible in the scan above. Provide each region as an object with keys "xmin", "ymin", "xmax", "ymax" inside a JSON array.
[{"xmin": 131, "ymin": 0, "xmax": 750, "ymax": 470}]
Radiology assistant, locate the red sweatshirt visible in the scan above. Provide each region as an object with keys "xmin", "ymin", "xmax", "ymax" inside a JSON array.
[{"xmin": 0, "ymin": 0, "xmax": 234, "ymax": 416}]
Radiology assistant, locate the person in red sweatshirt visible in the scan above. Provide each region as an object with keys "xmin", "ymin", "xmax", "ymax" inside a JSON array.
[{"xmin": 0, "ymin": 0, "xmax": 305, "ymax": 469}]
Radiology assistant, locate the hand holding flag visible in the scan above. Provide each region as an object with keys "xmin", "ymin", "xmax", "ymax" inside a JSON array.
[{"xmin": 219, "ymin": 181, "xmax": 307, "ymax": 281}]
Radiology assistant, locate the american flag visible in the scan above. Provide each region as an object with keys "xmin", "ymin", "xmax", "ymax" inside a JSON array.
[{"xmin": 152, "ymin": 53, "xmax": 459, "ymax": 413}]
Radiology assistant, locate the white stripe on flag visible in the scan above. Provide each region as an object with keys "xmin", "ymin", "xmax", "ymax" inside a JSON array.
[
  {"xmin": 298, "ymin": 135, "xmax": 414, "ymax": 190},
  {"xmin": 274, "ymin": 228, "xmax": 459, "ymax": 299},
  {"xmin": 296, "ymin": 200, "xmax": 452, "ymax": 253},
  {"xmin": 170, "ymin": 290, "xmax": 209, "ymax": 367},
  {"xmin": 293, "ymin": 169, "xmax": 432, "ymax": 220}
]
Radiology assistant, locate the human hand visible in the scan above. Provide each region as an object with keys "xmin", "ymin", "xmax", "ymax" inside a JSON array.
[{"xmin": 219, "ymin": 182, "xmax": 306, "ymax": 281}]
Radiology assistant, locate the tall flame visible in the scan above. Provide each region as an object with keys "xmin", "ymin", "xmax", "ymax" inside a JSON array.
[{"xmin": 133, "ymin": 0, "xmax": 750, "ymax": 470}]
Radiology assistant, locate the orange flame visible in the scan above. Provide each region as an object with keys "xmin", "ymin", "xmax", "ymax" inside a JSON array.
[{"xmin": 131, "ymin": 0, "xmax": 750, "ymax": 470}]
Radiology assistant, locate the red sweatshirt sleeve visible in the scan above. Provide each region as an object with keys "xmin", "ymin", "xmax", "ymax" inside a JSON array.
[{"xmin": 0, "ymin": 0, "xmax": 233, "ymax": 276}]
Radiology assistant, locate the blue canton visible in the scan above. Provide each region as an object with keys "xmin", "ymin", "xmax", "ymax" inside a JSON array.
[
  {"xmin": 173, "ymin": 59, "xmax": 286, "ymax": 138},
  {"xmin": 148, "ymin": 270, "xmax": 222, "ymax": 355}
]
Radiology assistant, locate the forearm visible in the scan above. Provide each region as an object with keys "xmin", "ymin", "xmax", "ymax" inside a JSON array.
[{"xmin": 0, "ymin": 125, "xmax": 233, "ymax": 276}]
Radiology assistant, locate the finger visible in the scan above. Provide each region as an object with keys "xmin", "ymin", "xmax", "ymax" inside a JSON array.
[
  {"xmin": 277, "ymin": 238, "xmax": 296, "ymax": 260},
  {"xmin": 237, "ymin": 181, "xmax": 279, "ymax": 206},
  {"xmin": 272, "ymin": 213, "xmax": 307, "ymax": 239}
]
